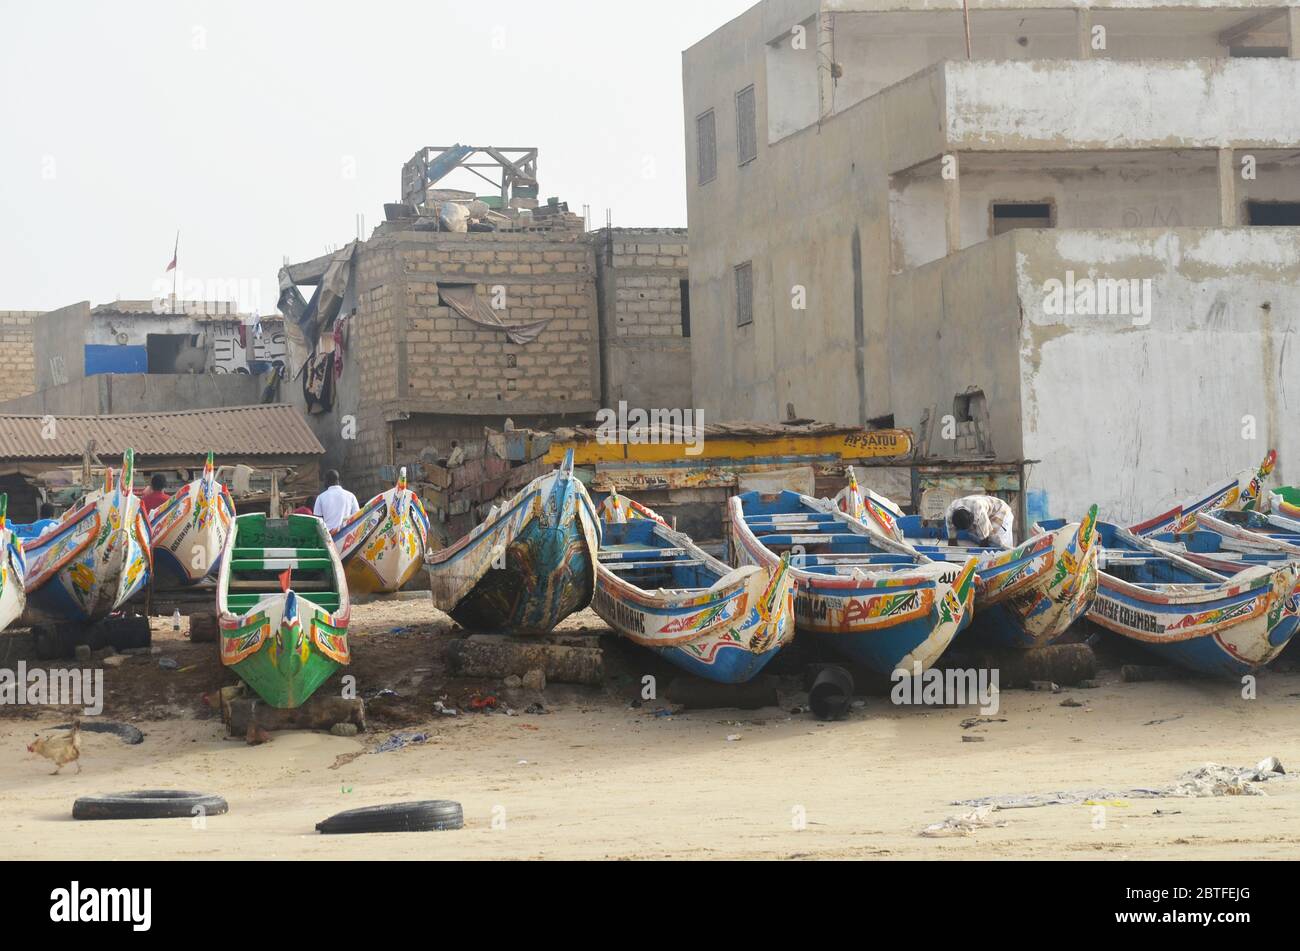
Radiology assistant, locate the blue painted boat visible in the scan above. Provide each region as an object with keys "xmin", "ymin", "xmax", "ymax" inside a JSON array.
[
  {"xmin": 17, "ymin": 450, "xmax": 152, "ymax": 625},
  {"xmin": 728, "ymin": 490, "xmax": 977, "ymax": 674},
  {"xmin": 0, "ymin": 495, "xmax": 26, "ymax": 633},
  {"xmin": 1080, "ymin": 520, "xmax": 1300, "ymax": 676},
  {"xmin": 425, "ymin": 449, "xmax": 601, "ymax": 634},
  {"xmin": 592, "ymin": 508, "xmax": 794, "ymax": 684}
]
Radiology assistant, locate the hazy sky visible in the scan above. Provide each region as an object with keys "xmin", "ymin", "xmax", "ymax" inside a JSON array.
[{"xmin": 0, "ymin": 0, "xmax": 752, "ymax": 315}]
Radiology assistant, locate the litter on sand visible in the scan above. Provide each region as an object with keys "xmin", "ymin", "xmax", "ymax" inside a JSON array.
[
  {"xmin": 920, "ymin": 806, "xmax": 1008, "ymax": 838},
  {"xmin": 370, "ymin": 731, "xmax": 430, "ymax": 754}
]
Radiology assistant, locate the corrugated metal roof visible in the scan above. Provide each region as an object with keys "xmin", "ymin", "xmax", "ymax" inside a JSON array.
[{"xmin": 0, "ymin": 405, "xmax": 324, "ymax": 461}]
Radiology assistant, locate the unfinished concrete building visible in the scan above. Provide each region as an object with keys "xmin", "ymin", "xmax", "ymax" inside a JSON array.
[
  {"xmin": 684, "ymin": 0, "xmax": 1300, "ymax": 524},
  {"xmin": 281, "ymin": 149, "xmax": 691, "ymax": 510}
]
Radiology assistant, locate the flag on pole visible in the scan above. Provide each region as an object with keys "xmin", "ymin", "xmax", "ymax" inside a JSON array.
[{"xmin": 165, "ymin": 232, "xmax": 178, "ymax": 272}]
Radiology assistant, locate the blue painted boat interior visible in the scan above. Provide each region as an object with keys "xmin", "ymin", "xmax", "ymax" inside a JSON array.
[
  {"xmin": 599, "ymin": 519, "xmax": 720, "ymax": 590},
  {"xmin": 737, "ymin": 491, "xmax": 924, "ymax": 576},
  {"xmin": 1096, "ymin": 522, "xmax": 1226, "ymax": 588}
]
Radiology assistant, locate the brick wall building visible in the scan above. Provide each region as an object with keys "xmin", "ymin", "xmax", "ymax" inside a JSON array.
[
  {"xmin": 0, "ymin": 311, "xmax": 42, "ymax": 403},
  {"xmin": 593, "ymin": 228, "xmax": 692, "ymax": 410}
]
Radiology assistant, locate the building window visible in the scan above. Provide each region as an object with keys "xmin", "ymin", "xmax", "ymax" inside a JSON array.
[
  {"xmin": 697, "ymin": 110, "xmax": 717, "ymax": 185},
  {"xmin": 991, "ymin": 201, "xmax": 1055, "ymax": 236},
  {"xmin": 679, "ymin": 278, "xmax": 691, "ymax": 338},
  {"xmin": 1247, "ymin": 201, "xmax": 1300, "ymax": 225},
  {"xmin": 736, "ymin": 85, "xmax": 758, "ymax": 166},
  {"xmin": 735, "ymin": 262, "xmax": 753, "ymax": 328}
]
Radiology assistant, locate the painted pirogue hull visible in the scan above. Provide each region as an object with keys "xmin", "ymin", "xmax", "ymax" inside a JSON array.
[
  {"xmin": 0, "ymin": 498, "xmax": 26, "ymax": 633},
  {"xmin": 970, "ymin": 509, "xmax": 1101, "ymax": 649},
  {"xmin": 1133, "ymin": 450, "xmax": 1276, "ymax": 535},
  {"xmin": 426, "ymin": 451, "xmax": 601, "ymax": 634},
  {"xmin": 332, "ymin": 471, "xmax": 430, "ymax": 595},
  {"xmin": 1090, "ymin": 524, "xmax": 1300, "ymax": 676},
  {"xmin": 1194, "ymin": 511, "xmax": 1300, "ymax": 558},
  {"xmin": 22, "ymin": 452, "xmax": 151, "ymax": 625},
  {"xmin": 218, "ymin": 514, "xmax": 351, "ymax": 708},
  {"xmin": 149, "ymin": 463, "xmax": 235, "ymax": 586},
  {"xmin": 593, "ymin": 525, "xmax": 795, "ymax": 684},
  {"xmin": 847, "ymin": 480, "xmax": 1100, "ymax": 649},
  {"xmin": 729, "ymin": 493, "xmax": 977, "ymax": 674}
]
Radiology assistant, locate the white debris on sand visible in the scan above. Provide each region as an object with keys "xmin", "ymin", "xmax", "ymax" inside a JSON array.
[{"xmin": 920, "ymin": 806, "xmax": 1008, "ymax": 838}]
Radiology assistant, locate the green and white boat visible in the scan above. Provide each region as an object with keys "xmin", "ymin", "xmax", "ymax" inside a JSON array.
[{"xmin": 217, "ymin": 513, "xmax": 351, "ymax": 709}]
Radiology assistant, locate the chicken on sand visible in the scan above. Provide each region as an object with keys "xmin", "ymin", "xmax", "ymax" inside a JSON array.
[{"xmin": 28, "ymin": 720, "xmax": 81, "ymax": 774}]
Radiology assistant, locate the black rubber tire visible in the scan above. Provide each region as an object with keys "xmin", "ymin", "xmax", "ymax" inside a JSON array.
[
  {"xmin": 73, "ymin": 790, "xmax": 228, "ymax": 821},
  {"xmin": 316, "ymin": 800, "xmax": 463, "ymax": 835}
]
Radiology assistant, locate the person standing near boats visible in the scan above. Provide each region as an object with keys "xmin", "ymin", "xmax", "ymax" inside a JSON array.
[
  {"xmin": 314, "ymin": 470, "xmax": 360, "ymax": 531},
  {"xmin": 946, "ymin": 495, "xmax": 1014, "ymax": 548},
  {"xmin": 140, "ymin": 473, "xmax": 171, "ymax": 517}
]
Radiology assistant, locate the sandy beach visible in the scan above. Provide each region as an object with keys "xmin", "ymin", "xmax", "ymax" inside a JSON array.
[{"xmin": 3, "ymin": 599, "xmax": 1300, "ymax": 861}]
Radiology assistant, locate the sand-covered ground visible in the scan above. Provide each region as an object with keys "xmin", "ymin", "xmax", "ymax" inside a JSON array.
[{"xmin": 3, "ymin": 599, "xmax": 1300, "ymax": 860}]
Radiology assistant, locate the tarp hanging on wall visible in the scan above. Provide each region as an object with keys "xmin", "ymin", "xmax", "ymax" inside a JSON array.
[
  {"xmin": 277, "ymin": 241, "xmax": 358, "ymax": 379},
  {"xmin": 437, "ymin": 284, "xmax": 553, "ymax": 345}
]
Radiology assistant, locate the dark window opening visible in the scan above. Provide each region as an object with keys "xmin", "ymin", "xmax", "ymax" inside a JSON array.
[
  {"xmin": 736, "ymin": 85, "xmax": 758, "ymax": 166},
  {"xmin": 867, "ymin": 414, "xmax": 895, "ymax": 430},
  {"xmin": 679, "ymin": 278, "xmax": 691, "ymax": 338},
  {"xmin": 735, "ymin": 262, "xmax": 753, "ymax": 328},
  {"xmin": 1247, "ymin": 201, "xmax": 1300, "ymax": 226},
  {"xmin": 991, "ymin": 201, "xmax": 1054, "ymax": 235},
  {"xmin": 146, "ymin": 333, "xmax": 202, "ymax": 373},
  {"xmin": 697, "ymin": 110, "xmax": 717, "ymax": 185}
]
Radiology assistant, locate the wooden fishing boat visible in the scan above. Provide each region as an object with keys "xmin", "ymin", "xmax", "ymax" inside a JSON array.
[
  {"xmin": 20, "ymin": 450, "xmax": 151, "ymax": 624},
  {"xmin": 0, "ymin": 496, "xmax": 26, "ymax": 633},
  {"xmin": 1193, "ymin": 510, "xmax": 1300, "ymax": 559},
  {"xmin": 217, "ymin": 512, "xmax": 351, "ymax": 708},
  {"xmin": 838, "ymin": 470, "xmax": 1100, "ymax": 648},
  {"xmin": 729, "ymin": 490, "xmax": 977, "ymax": 674},
  {"xmin": 598, "ymin": 488, "xmax": 665, "ymax": 525},
  {"xmin": 1132, "ymin": 450, "xmax": 1276, "ymax": 535},
  {"xmin": 1269, "ymin": 487, "xmax": 1300, "ymax": 525},
  {"xmin": 332, "ymin": 467, "xmax": 430, "ymax": 595},
  {"xmin": 425, "ymin": 450, "xmax": 601, "ymax": 634},
  {"xmin": 148, "ymin": 452, "xmax": 235, "ymax": 586},
  {"xmin": 1089, "ymin": 521, "xmax": 1300, "ymax": 676},
  {"xmin": 593, "ymin": 510, "xmax": 794, "ymax": 684}
]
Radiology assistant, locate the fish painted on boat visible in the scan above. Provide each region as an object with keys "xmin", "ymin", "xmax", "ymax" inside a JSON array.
[
  {"xmin": 148, "ymin": 452, "xmax": 235, "ymax": 585},
  {"xmin": 1089, "ymin": 521, "xmax": 1300, "ymax": 676},
  {"xmin": 332, "ymin": 467, "xmax": 430, "ymax": 595},
  {"xmin": 426, "ymin": 449, "xmax": 601, "ymax": 634},
  {"xmin": 0, "ymin": 495, "xmax": 27, "ymax": 634},
  {"xmin": 218, "ymin": 512, "xmax": 351, "ymax": 708},
  {"xmin": 730, "ymin": 490, "xmax": 976, "ymax": 674},
  {"xmin": 19, "ymin": 450, "xmax": 152, "ymax": 625},
  {"xmin": 592, "ymin": 507, "xmax": 794, "ymax": 684}
]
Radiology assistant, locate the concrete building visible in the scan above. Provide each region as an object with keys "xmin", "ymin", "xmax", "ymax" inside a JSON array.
[
  {"xmin": 0, "ymin": 299, "xmax": 285, "ymax": 415},
  {"xmin": 683, "ymin": 0, "xmax": 1300, "ymax": 524}
]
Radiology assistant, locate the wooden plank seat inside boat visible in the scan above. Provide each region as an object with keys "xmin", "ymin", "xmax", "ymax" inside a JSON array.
[
  {"xmin": 600, "ymin": 521, "xmax": 720, "ymax": 589},
  {"xmin": 225, "ymin": 516, "xmax": 341, "ymax": 612},
  {"xmin": 741, "ymin": 506, "xmax": 924, "ymax": 575}
]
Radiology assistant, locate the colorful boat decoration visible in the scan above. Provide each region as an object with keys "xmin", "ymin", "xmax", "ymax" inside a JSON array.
[
  {"xmin": 1132, "ymin": 450, "xmax": 1277, "ymax": 536},
  {"xmin": 729, "ymin": 490, "xmax": 977, "ymax": 674},
  {"xmin": 0, "ymin": 496, "xmax": 27, "ymax": 633},
  {"xmin": 426, "ymin": 449, "xmax": 602, "ymax": 634},
  {"xmin": 332, "ymin": 467, "xmax": 431, "ymax": 595},
  {"xmin": 598, "ymin": 488, "xmax": 666, "ymax": 525},
  {"xmin": 836, "ymin": 473, "xmax": 1099, "ymax": 648},
  {"xmin": 20, "ymin": 450, "xmax": 152, "ymax": 624},
  {"xmin": 1268, "ymin": 486, "xmax": 1300, "ymax": 526},
  {"xmin": 593, "ymin": 509, "xmax": 795, "ymax": 684},
  {"xmin": 148, "ymin": 452, "xmax": 235, "ymax": 586},
  {"xmin": 218, "ymin": 512, "xmax": 351, "ymax": 709},
  {"xmin": 1089, "ymin": 521, "xmax": 1300, "ymax": 676}
]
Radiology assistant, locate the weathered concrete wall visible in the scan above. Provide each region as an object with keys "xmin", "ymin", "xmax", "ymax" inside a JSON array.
[
  {"xmin": 592, "ymin": 228, "xmax": 693, "ymax": 412},
  {"xmin": 34, "ymin": 302, "xmax": 90, "ymax": 390},
  {"xmin": 0, "ymin": 373, "xmax": 266, "ymax": 416},
  {"xmin": 1013, "ymin": 226, "xmax": 1300, "ymax": 524},
  {"xmin": 946, "ymin": 59, "xmax": 1300, "ymax": 152},
  {"xmin": 887, "ymin": 234, "xmax": 1025, "ymax": 458},
  {"xmin": 0, "ymin": 311, "xmax": 42, "ymax": 402}
]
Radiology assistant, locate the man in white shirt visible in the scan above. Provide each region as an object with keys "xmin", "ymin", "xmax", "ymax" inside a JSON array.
[
  {"xmin": 945, "ymin": 494, "xmax": 1015, "ymax": 548},
  {"xmin": 313, "ymin": 470, "xmax": 360, "ymax": 531}
]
